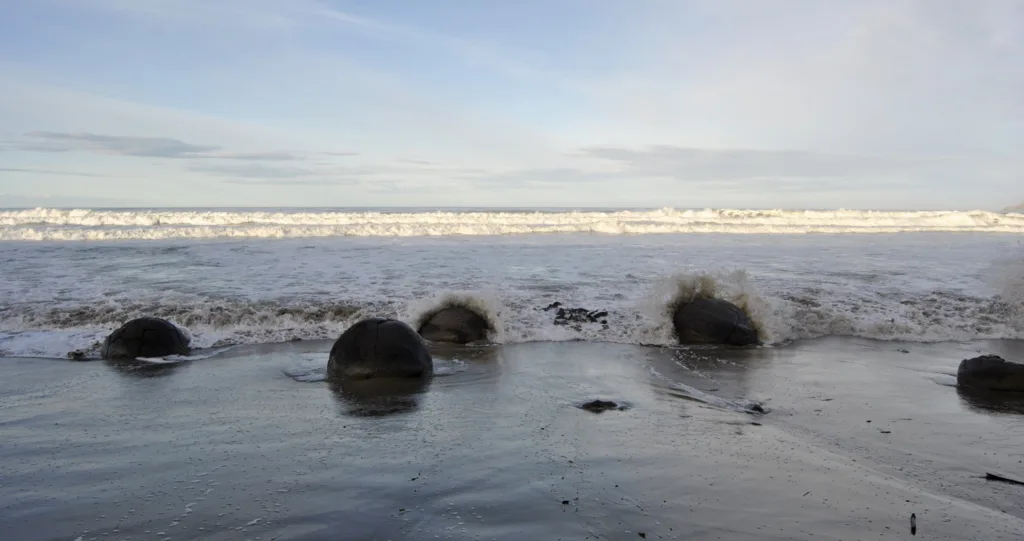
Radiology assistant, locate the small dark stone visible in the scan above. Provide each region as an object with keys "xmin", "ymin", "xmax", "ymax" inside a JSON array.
[
  {"xmin": 561, "ymin": 500, "xmax": 570, "ymax": 505},
  {"xmin": 101, "ymin": 317, "xmax": 190, "ymax": 360},
  {"xmin": 67, "ymin": 350, "xmax": 87, "ymax": 361},
  {"xmin": 579, "ymin": 399, "xmax": 627, "ymax": 413},
  {"xmin": 544, "ymin": 302, "xmax": 562, "ymax": 311},
  {"xmin": 748, "ymin": 404, "xmax": 766, "ymax": 414},
  {"xmin": 638, "ymin": 533, "xmax": 647, "ymax": 539}
]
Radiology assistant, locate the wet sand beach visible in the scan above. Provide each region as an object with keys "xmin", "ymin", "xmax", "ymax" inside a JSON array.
[{"xmin": 2, "ymin": 338, "xmax": 1023, "ymax": 540}]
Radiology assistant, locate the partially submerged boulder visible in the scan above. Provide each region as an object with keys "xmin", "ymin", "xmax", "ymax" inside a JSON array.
[
  {"xmin": 957, "ymin": 355, "xmax": 1024, "ymax": 392},
  {"xmin": 329, "ymin": 318, "xmax": 433, "ymax": 380},
  {"xmin": 101, "ymin": 317, "xmax": 190, "ymax": 360},
  {"xmin": 417, "ymin": 306, "xmax": 491, "ymax": 344},
  {"xmin": 673, "ymin": 298, "xmax": 759, "ymax": 346}
]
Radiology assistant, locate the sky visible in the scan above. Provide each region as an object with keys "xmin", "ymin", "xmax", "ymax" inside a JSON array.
[{"xmin": 0, "ymin": 0, "xmax": 1021, "ymax": 209}]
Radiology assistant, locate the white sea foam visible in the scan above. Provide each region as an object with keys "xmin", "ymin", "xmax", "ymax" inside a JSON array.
[
  {"xmin": 2, "ymin": 207, "xmax": 1023, "ymax": 240},
  {"xmin": 3, "ymin": 279, "xmax": 1019, "ymax": 360},
  {"xmin": 136, "ymin": 347, "xmax": 233, "ymax": 363}
]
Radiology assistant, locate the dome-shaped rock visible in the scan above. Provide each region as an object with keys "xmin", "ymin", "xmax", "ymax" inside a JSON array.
[
  {"xmin": 673, "ymin": 298, "xmax": 759, "ymax": 346},
  {"xmin": 417, "ymin": 306, "xmax": 491, "ymax": 344},
  {"xmin": 328, "ymin": 318, "xmax": 433, "ymax": 380},
  {"xmin": 101, "ymin": 317, "xmax": 191, "ymax": 360}
]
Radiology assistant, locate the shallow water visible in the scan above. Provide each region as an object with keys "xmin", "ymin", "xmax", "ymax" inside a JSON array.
[{"xmin": 1, "ymin": 339, "xmax": 1022, "ymax": 540}]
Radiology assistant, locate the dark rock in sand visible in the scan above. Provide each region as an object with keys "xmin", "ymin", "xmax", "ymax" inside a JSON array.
[
  {"xmin": 418, "ymin": 306, "xmax": 491, "ymax": 344},
  {"xmin": 673, "ymin": 298, "xmax": 759, "ymax": 346},
  {"xmin": 544, "ymin": 302, "xmax": 608, "ymax": 327},
  {"xmin": 328, "ymin": 318, "xmax": 433, "ymax": 380},
  {"xmin": 957, "ymin": 355, "xmax": 1024, "ymax": 393},
  {"xmin": 100, "ymin": 317, "xmax": 190, "ymax": 360},
  {"xmin": 579, "ymin": 399, "xmax": 628, "ymax": 413}
]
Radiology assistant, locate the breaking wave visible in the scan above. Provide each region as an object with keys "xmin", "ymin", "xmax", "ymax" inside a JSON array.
[
  {"xmin": 2, "ymin": 272, "xmax": 1021, "ymax": 359},
  {"xmin": 2, "ymin": 208, "xmax": 1023, "ymax": 240}
]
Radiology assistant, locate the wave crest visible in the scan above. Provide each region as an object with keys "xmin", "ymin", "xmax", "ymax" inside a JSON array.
[{"xmin": 3, "ymin": 208, "xmax": 1023, "ymax": 240}]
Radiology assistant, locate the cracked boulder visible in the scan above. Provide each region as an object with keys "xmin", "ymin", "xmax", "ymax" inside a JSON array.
[
  {"xmin": 101, "ymin": 317, "xmax": 191, "ymax": 360},
  {"xmin": 673, "ymin": 298, "xmax": 759, "ymax": 346},
  {"xmin": 328, "ymin": 318, "xmax": 433, "ymax": 380}
]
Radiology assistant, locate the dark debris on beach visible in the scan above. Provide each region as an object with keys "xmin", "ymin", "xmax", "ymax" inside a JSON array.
[
  {"xmin": 543, "ymin": 302, "xmax": 609, "ymax": 326},
  {"xmin": 579, "ymin": 399, "xmax": 629, "ymax": 413}
]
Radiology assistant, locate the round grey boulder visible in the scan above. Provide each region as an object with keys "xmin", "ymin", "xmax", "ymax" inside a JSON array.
[
  {"xmin": 417, "ymin": 306, "xmax": 491, "ymax": 344},
  {"xmin": 101, "ymin": 317, "xmax": 190, "ymax": 360},
  {"xmin": 673, "ymin": 298, "xmax": 759, "ymax": 346},
  {"xmin": 328, "ymin": 318, "xmax": 433, "ymax": 380},
  {"xmin": 957, "ymin": 355, "xmax": 1024, "ymax": 392}
]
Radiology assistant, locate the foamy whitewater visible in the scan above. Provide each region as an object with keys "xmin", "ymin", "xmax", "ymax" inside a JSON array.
[{"xmin": 1, "ymin": 207, "xmax": 1022, "ymax": 358}]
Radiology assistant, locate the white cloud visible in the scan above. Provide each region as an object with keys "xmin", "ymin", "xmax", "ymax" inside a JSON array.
[{"xmin": 1, "ymin": 0, "xmax": 1021, "ymax": 208}]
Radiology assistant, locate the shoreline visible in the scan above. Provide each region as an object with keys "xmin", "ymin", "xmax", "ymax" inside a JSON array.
[{"xmin": 2, "ymin": 337, "xmax": 1022, "ymax": 540}]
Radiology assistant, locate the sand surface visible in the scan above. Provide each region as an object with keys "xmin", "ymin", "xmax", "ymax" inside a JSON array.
[{"xmin": 1, "ymin": 338, "xmax": 1023, "ymax": 540}]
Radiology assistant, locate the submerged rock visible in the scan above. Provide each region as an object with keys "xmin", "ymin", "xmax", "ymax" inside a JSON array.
[
  {"xmin": 101, "ymin": 317, "xmax": 190, "ymax": 360},
  {"xmin": 957, "ymin": 355, "xmax": 1024, "ymax": 392},
  {"xmin": 417, "ymin": 306, "xmax": 491, "ymax": 344},
  {"xmin": 328, "ymin": 318, "xmax": 433, "ymax": 380},
  {"xmin": 673, "ymin": 298, "xmax": 759, "ymax": 346}
]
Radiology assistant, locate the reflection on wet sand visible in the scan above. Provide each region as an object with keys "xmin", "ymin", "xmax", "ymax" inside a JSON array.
[
  {"xmin": 956, "ymin": 386, "xmax": 1024, "ymax": 415},
  {"xmin": 328, "ymin": 377, "xmax": 432, "ymax": 417},
  {"xmin": 642, "ymin": 345, "xmax": 778, "ymax": 412}
]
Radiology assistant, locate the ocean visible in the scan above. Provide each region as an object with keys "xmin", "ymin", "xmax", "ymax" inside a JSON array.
[
  {"xmin": 3, "ymin": 207, "xmax": 1024, "ymax": 540},
  {"xmin": 1, "ymin": 207, "xmax": 1022, "ymax": 358}
]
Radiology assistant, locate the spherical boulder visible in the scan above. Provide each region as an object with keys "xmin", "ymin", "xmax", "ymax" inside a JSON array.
[
  {"xmin": 417, "ymin": 306, "xmax": 491, "ymax": 344},
  {"xmin": 101, "ymin": 317, "xmax": 191, "ymax": 360},
  {"xmin": 673, "ymin": 297, "xmax": 759, "ymax": 346},
  {"xmin": 957, "ymin": 355, "xmax": 1024, "ymax": 392},
  {"xmin": 328, "ymin": 318, "xmax": 433, "ymax": 380}
]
